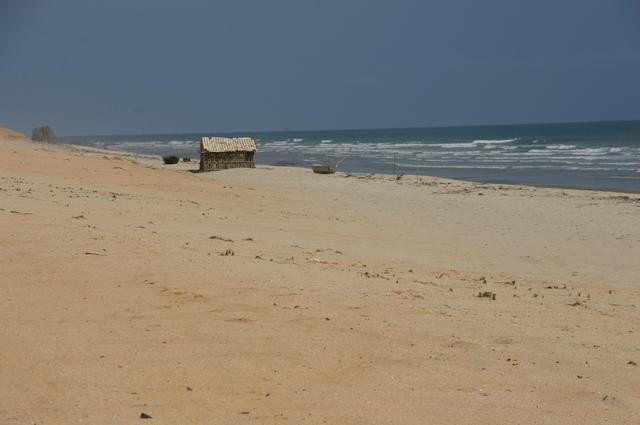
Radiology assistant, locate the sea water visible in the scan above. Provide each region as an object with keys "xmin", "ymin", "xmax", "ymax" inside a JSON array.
[{"xmin": 61, "ymin": 120, "xmax": 640, "ymax": 192}]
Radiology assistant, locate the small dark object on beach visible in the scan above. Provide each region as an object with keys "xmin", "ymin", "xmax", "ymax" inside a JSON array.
[
  {"xmin": 478, "ymin": 291, "xmax": 496, "ymax": 300},
  {"xmin": 140, "ymin": 412, "xmax": 152, "ymax": 419},
  {"xmin": 569, "ymin": 301, "xmax": 583, "ymax": 307},
  {"xmin": 182, "ymin": 157, "xmax": 191, "ymax": 162},
  {"xmin": 312, "ymin": 164, "xmax": 336, "ymax": 174},
  {"xmin": 187, "ymin": 386, "xmax": 193, "ymax": 391},
  {"xmin": 209, "ymin": 235, "xmax": 233, "ymax": 242},
  {"xmin": 628, "ymin": 360, "xmax": 637, "ymax": 366},
  {"xmin": 162, "ymin": 155, "xmax": 180, "ymax": 165}
]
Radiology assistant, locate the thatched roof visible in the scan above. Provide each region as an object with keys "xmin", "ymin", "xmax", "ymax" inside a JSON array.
[{"xmin": 201, "ymin": 137, "xmax": 257, "ymax": 153}]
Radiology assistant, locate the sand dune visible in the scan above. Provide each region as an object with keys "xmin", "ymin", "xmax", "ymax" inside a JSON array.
[
  {"xmin": 1, "ymin": 130, "xmax": 639, "ymax": 424},
  {"xmin": 0, "ymin": 125, "xmax": 27, "ymax": 140}
]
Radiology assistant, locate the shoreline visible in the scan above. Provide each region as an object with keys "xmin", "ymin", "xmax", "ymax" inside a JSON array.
[
  {"xmin": 57, "ymin": 140, "xmax": 640, "ymax": 196},
  {"xmin": 56, "ymin": 120, "xmax": 640, "ymax": 195}
]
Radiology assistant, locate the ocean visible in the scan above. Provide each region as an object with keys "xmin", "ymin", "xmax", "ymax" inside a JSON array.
[{"xmin": 61, "ymin": 120, "xmax": 640, "ymax": 192}]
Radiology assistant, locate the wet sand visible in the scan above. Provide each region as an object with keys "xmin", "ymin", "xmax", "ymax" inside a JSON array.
[{"xmin": 1, "ymin": 128, "xmax": 639, "ymax": 424}]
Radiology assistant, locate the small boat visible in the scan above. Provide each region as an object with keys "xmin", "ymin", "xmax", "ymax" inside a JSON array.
[
  {"xmin": 312, "ymin": 157, "xmax": 345, "ymax": 174},
  {"xmin": 312, "ymin": 164, "xmax": 336, "ymax": 174}
]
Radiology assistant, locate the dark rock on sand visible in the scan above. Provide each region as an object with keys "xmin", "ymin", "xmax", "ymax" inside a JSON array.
[
  {"xmin": 478, "ymin": 291, "xmax": 496, "ymax": 300},
  {"xmin": 162, "ymin": 155, "xmax": 179, "ymax": 165}
]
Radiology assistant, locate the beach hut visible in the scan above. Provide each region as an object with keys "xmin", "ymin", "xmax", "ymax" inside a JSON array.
[{"xmin": 199, "ymin": 136, "xmax": 257, "ymax": 172}]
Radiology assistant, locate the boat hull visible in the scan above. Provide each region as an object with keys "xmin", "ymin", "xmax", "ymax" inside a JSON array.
[{"xmin": 312, "ymin": 165, "xmax": 336, "ymax": 174}]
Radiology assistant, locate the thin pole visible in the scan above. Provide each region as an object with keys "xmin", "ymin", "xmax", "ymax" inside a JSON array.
[{"xmin": 394, "ymin": 152, "xmax": 397, "ymax": 181}]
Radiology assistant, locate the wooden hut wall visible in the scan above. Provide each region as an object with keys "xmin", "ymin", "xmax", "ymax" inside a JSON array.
[{"xmin": 200, "ymin": 151, "xmax": 255, "ymax": 171}]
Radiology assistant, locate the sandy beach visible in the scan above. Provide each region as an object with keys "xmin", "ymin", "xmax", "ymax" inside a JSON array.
[{"xmin": 1, "ymin": 127, "xmax": 639, "ymax": 424}]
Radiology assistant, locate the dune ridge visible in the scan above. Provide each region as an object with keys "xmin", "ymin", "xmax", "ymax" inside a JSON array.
[{"xmin": 0, "ymin": 125, "xmax": 27, "ymax": 140}]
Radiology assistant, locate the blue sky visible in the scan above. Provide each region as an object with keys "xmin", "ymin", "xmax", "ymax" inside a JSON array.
[{"xmin": 1, "ymin": 0, "xmax": 639, "ymax": 135}]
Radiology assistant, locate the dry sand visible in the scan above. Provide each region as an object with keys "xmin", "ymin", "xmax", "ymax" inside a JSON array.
[
  {"xmin": 0, "ymin": 126, "xmax": 29, "ymax": 140},
  {"xmin": 1, "ymin": 128, "xmax": 639, "ymax": 424}
]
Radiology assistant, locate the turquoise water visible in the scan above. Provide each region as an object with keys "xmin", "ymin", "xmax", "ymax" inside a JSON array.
[{"xmin": 61, "ymin": 120, "xmax": 640, "ymax": 192}]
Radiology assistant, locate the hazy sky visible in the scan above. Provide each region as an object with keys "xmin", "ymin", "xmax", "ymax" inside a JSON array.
[{"xmin": 1, "ymin": 0, "xmax": 639, "ymax": 135}]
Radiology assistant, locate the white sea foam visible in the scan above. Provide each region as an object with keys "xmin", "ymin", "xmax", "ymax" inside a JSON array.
[
  {"xmin": 546, "ymin": 144, "xmax": 576, "ymax": 150},
  {"xmin": 262, "ymin": 139, "xmax": 640, "ymax": 175},
  {"xmin": 385, "ymin": 162, "xmax": 509, "ymax": 170},
  {"xmin": 569, "ymin": 148, "xmax": 609, "ymax": 155},
  {"xmin": 427, "ymin": 138, "xmax": 518, "ymax": 149},
  {"xmin": 601, "ymin": 161, "xmax": 640, "ymax": 166},
  {"xmin": 108, "ymin": 140, "xmax": 198, "ymax": 150},
  {"xmin": 428, "ymin": 142, "xmax": 477, "ymax": 148},
  {"xmin": 524, "ymin": 149, "xmax": 555, "ymax": 155},
  {"xmin": 472, "ymin": 138, "xmax": 518, "ymax": 144}
]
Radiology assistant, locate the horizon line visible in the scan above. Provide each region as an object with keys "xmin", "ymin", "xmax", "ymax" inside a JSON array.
[{"xmin": 58, "ymin": 117, "xmax": 640, "ymax": 138}]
